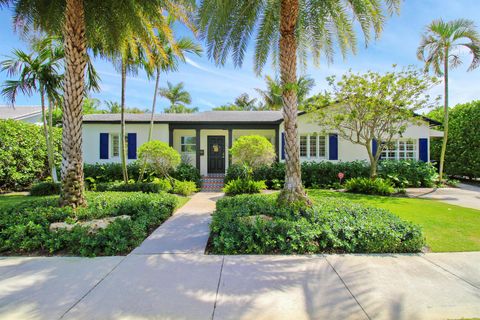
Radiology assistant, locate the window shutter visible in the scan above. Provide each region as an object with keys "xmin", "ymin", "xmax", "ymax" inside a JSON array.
[
  {"xmin": 281, "ymin": 132, "xmax": 285, "ymax": 160},
  {"xmin": 372, "ymin": 139, "xmax": 378, "ymax": 157},
  {"xmin": 328, "ymin": 134, "xmax": 338, "ymax": 160},
  {"xmin": 100, "ymin": 133, "xmax": 109, "ymax": 159},
  {"xmin": 419, "ymin": 138, "xmax": 428, "ymax": 162},
  {"xmin": 127, "ymin": 133, "xmax": 137, "ymax": 159}
]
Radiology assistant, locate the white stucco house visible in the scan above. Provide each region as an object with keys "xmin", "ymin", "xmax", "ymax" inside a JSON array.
[
  {"xmin": 82, "ymin": 111, "xmax": 442, "ymax": 176},
  {"xmin": 0, "ymin": 106, "xmax": 42, "ymax": 124}
]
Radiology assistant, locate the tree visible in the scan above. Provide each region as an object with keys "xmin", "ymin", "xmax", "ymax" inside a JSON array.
[
  {"xmin": 138, "ymin": 140, "xmax": 181, "ymax": 178},
  {"xmin": 1, "ymin": 45, "xmax": 62, "ymax": 183},
  {"xmin": 417, "ymin": 19, "xmax": 480, "ymax": 181},
  {"xmin": 212, "ymin": 93, "xmax": 259, "ymax": 111},
  {"xmin": 159, "ymin": 81, "xmax": 197, "ymax": 113},
  {"xmin": 2, "ymin": 0, "xmax": 196, "ymax": 207},
  {"xmin": 230, "ymin": 135, "xmax": 276, "ymax": 170},
  {"xmin": 256, "ymin": 75, "xmax": 315, "ymax": 110},
  {"xmin": 197, "ymin": 0, "xmax": 400, "ymax": 205},
  {"xmin": 315, "ymin": 68, "xmax": 438, "ymax": 178}
]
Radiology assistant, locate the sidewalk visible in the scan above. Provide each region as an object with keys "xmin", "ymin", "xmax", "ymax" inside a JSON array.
[{"xmin": 0, "ymin": 192, "xmax": 479, "ymax": 320}]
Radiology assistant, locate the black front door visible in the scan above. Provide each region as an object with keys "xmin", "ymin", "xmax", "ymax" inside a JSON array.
[{"xmin": 207, "ymin": 136, "xmax": 225, "ymax": 173}]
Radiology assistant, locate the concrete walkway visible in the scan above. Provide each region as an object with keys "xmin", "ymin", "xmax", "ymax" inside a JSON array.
[
  {"xmin": 1, "ymin": 192, "xmax": 480, "ymax": 320},
  {"xmin": 406, "ymin": 183, "xmax": 480, "ymax": 210}
]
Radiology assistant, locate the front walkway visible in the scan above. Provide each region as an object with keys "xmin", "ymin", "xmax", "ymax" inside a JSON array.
[
  {"xmin": 1, "ymin": 192, "xmax": 480, "ymax": 320},
  {"xmin": 406, "ymin": 183, "xmax": 480, "ymax": 210}
]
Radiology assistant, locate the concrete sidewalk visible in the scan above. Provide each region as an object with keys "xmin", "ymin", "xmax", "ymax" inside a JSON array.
[
  {"xmin": 1, "ymin": 193, "xmax": 479, "ymax": 320},
  {"xmin": 406, "ymin": 183, "xmax": 480, "ymax": 210}
]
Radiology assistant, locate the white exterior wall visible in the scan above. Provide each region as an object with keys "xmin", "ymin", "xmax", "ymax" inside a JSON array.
[
  {"xmin": 82, "ymin": 123, "xmax": 168, "ymax": 164},
  {"xmin": 279, "ymin": 113, "xmax": 432, "ymax": 162}
]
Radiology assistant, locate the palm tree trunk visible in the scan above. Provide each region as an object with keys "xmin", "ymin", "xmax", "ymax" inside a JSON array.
[
  {"xmin": 40, "ymin": 88, "xmax": 54, "ymax": 182},
  {"xmin": 60, "ymin": 0, "xmax": 87, "ymax": 207},
  {"xmin": 439, "ymin": 47, "xmax": 449, "ymax": 182},
  {"xmin": 277, "ymin": 0, "xmax": 309, "ymax": 205},
  {"xmin": 48, "ymin": 98, "xmax": 58, "ymax": 182},
  {"xmin": 120, "ymin": 59, "xmax": 129, "ymax": 183},
  {"xmin": 138, "ymin": 67, "xmax": 160, "ymax": 182}
]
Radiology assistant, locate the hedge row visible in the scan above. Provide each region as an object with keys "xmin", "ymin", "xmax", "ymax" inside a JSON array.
[
  {"xmin": 226, "ymin": 160, "xmax": 437, "ymax": 188},
  {"xmin": 210, "ymin": 194, "xmax": 425, "ymax": 254}
]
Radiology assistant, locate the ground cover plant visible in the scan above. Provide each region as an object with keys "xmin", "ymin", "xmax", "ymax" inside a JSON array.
[
  {"xmin": 0, "ymin": 192, "xmax": 187, "ymax": 257},
  {"xmin": 210, "ymin": 193, "xmax": 425, "ymax": 254},
  {"xmin": 308, "ymin": 190, "xmax": 480, "ymax": 252},
  {"xmin": 344, "ymin": 177, "xmax": 395, "ymax": 196}
]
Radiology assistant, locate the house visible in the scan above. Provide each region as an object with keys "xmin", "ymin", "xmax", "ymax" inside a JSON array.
[
  {"xmin": 0, "ymin": 106, "xmax": 42, "ymax": 124},
  {"xmin": 82, "ymin": 111, "xmax": 443, "ymax": 176}
]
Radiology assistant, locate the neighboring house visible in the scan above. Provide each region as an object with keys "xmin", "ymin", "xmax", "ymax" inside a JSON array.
[
  {"xmin": 82, "ymin": 111, "xmax": 443, "ymax": 176},
  {"xmin": 0, "ymin": 106, "xmax": 42, "ymax": 124}
]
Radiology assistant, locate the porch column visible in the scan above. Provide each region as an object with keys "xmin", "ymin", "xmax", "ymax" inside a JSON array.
[
  {"xmin": 168, "ymin": 126, "xmax": 173, "ymax": 147},
  {"xmin": 228, "ymin": 128, "xmax": 233, "ymax": 166},
  {"xmin": 274, "ymin": 126, "xmax": 280, "ymax": 161},
  {"xmin": 196, "ymin": 128, "xmax": 201, "ymax": 170}
]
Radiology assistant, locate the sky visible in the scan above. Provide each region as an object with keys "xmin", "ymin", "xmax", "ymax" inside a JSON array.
[{"xmin": 0, "ymin": 0, "xmax": 480, "ymax": 112}]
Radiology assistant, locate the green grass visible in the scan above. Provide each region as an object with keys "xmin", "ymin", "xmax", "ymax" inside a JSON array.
[{"xmin": 308, "ymin": 189, "xmax": 480, "ymax": 252}]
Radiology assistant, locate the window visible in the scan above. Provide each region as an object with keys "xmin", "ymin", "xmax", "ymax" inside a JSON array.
[
  {"xmin": 181, "ymin": 136, "xmax": 196, "ymax": 153},
  {"xmin": 381, "ymin": 139, "xmax": 417, "ymax": 160},
  {"xmin": 111, "ymin": 133, "xmax": 119, "ymax": 157},
  {"xmin": 300, "ymin": 134, "xmax": 326, "ymax": 158}
]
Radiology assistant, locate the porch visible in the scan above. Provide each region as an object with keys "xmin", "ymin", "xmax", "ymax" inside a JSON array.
[{"xmin": 168, "ymin": 123, "xmax": 279, "ymax": 176}]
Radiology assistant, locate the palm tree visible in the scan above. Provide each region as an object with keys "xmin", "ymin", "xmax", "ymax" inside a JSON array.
[
  {"xmin": 197, "ymin": 0, "xmax": 400, "ymax": 204},
  {"xmin": 159, "ymin": 82, "xmax": 196, "ymax": 113},
  {"xmin": 233, "ymin": 93, "xmax": 259, "ymax": 111},
  {"xmin": 1, "ymin": 46, "xmax": 63, "ymax": 183},
  {"xmin": 256, "ymin": 75, "xmax": 315, "ymax": 110},
  {"xmin": 2, "ymin": 0, "xmax": 196, "ymax": 207},
  {"xmin": 417, "ymin": 19, "xmax": 480, "ymax": 182}
]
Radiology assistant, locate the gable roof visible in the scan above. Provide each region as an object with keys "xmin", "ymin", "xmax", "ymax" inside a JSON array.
[
  {"xmin": 83, "ymin": 111, "xmax": 285, "ymax": 124},
  {"xmin": 0, "ymin": 106, "xmax": 42, "ymax": 120}
]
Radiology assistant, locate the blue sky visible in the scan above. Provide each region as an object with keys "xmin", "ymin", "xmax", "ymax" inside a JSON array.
[{"xmin": 1, "ymin": 0, "xmax": 480, "ymax": 112}]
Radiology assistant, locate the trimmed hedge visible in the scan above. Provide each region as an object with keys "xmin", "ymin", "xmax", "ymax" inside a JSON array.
[
  {"xmin": 226, "ymin": 160, "xmax": 438, "ymax": 189},
  {"xmin": 96, "ymin": 180, "xmax": 172, "ymax": 193},
  {"xmin": 0, "ymin": 119, "xmax": 61, "ymax": 192},
  {"xmin": 30, "ymin": 182, "xmax": 61, "ymax": 196},
  {"xmin": 210, "ymin": 194, "xmax": 425, "ymax": 254},
  {"xmin": 0, "ymin": 192, "xmax": 178, "ymax": 256}
]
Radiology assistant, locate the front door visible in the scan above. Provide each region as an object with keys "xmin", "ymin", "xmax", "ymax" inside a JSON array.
[{"xmin": 207, "ymin": 136, "xmax": 225, "ymax": 173}]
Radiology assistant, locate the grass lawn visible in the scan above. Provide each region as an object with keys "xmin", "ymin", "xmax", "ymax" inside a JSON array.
[
  {"xmin": 0, "ymin": 192, "xmax": 190, "ymax": 211},
  {"xmin": 308, "ymin": 189, "xmax": 480, "ymax": 252}
]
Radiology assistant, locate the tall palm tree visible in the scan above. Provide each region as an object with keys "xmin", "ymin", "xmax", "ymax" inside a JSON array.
[
  {"xmin": 233, "ymin": 93, "xmax": 258, "ymax": 111},
  {"xmin": 256, "ymin": 75, "xmax": 315, "ymax": 110},
  {"xmin": 2, "ymin": 0, "xmax": 196, "ymax": 207},
  {"xmin": 417, "ymin": 19, "xmax": 480, "ymax": 181},
  {"xmin": 1, "ymin": 46, "xmax": 63, "ymax": 183},
  {"xmin": 159, "ymin": 82, "xmax": 196, "ymax": 113},
  {"xmin": 197, "ymin": 0, "xmax": 400, "ymax": 204}
]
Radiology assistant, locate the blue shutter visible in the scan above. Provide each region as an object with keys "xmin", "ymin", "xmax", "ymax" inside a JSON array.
[
  {"xmin": 281, "ymin": 132, "xmax": 285, "ymax": 160},
  {"xmin": 328, "ymin": 134, "xmax": 338, "ymax": 160},
  {"xmin": 372, "ymin": 139, "xmax": 378, "ymax": 157},
  {"xmin": 100, "ymin": 133, "xmax": 109, "ymax": 159},
  {"xmin": 419, "ymin": 138, "xmax": 428, "ymax": 162},
  {"xmin": 127, "ymin": 133, "xmax": 137, "ymax": 159}
]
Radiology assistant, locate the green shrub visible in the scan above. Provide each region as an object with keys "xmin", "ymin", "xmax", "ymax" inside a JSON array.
[
  {"xmin": 138, "ymin": 140, "xmax": 181, "ymax": 178},
  {"xmin": 96, "ymin": 180, "xmax": 171, "ymax": 193},
  {"xmin": 83, "ymin": 163, "xmax": 146, "ymax": 183},
  {"xmin": 170, "ymin": 162, "xmax": 202, "ymax": 188},
  {"xmin": 0, "ymin": 119, "xmax": 61, "ymax": 192},
  {"xmin": 172, "ymin": 180, "xmax": 197, "ymax": 196},
  {"xmin": 223, "ymin": 179, "xmax": 267, "ymax": 196},
  {"xmin": 378, "ymin": 160, "xmax": 438, "ymax": 187},
  {"xmin": 210, "ymin": 194, "xmax": 425, "ymax": 254},
  {"xmin": 345, "ymin": 177, "xmax": 395, "ymax": 196},
  {"xmin": 230, "ymin": 135, "xmax": 276, "ymax": 169},
  {"xmin": 0, "ymin": 192, "xmax": 178, "ymax": 256},
  {"xmin": 224, "ymin": 163, "xmax": 251, "ymax": 182},
  {"xmin": 30, "ymin": 182, "xmax": 61, "ymax": 196}
]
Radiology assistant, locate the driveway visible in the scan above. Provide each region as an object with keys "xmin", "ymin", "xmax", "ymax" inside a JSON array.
[
  {"xmin": 406, "ymin": 183, "xmax": 480, "ymax": 210},
  {"xmin": 1, "ymin": 192, "xmax": 480, "ymax": 320}
]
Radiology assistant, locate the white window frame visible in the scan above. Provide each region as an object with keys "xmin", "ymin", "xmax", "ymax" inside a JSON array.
[
  {"xmin": 109, "ymin": 133, "xmax": 129, "ymax": 159},
  {"xmin": 299, "ymin": 133, "xmax": 327, "ymax": 160},
  {"xmin": 381, "ymin": 139, "xmax": 417, "ymax": 160},
  {"xmin": 180, "ymin": 136, "xmax": 197, "ymax": 153}
]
